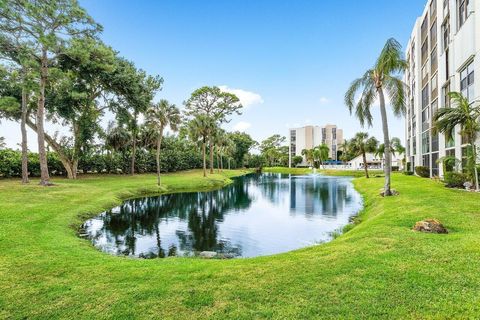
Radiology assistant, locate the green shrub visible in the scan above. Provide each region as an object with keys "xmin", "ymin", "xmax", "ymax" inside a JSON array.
[
  {"xmin": 403, "ymin": 171, "xmax": 414, "ymax": 176},
  {"xmin": 415, "ymin": 166, "xmax": 430, "ymax": 178},
  {"xmin": 444, "ymin": 172, "xmax": 468, "ymax": 188},
  {"xmin": 392, "ymin": 166, "xmax": 399, "ymax": 171}
]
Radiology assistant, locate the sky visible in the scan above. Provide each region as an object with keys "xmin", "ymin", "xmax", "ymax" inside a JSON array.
[{"xmin": 0, "ymin": 0, "xmax": 427, "ymax": 150}]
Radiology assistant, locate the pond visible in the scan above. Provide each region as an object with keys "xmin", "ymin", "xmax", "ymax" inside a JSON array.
[{"xmin": 81, "ymin": 173, "xmax": 363, "ymax": 258}]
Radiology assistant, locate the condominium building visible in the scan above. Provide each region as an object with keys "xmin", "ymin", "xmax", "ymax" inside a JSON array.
[
  {"xmin": 405, "ymin": 0, "xmax": 479, "ymax": 177},
  {"xmin": 289, "ymin": 124, "xmax": 344, "ymax": 167}
]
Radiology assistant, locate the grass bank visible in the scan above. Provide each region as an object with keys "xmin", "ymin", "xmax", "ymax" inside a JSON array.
[{"xmin": 1, "ymin": 169, "xmax": 480, "ymax": 319}]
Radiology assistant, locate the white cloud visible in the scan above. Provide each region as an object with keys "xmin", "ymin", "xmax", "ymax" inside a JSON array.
[
  {"xmin": 218, "ymin": 85, "xmax": 264, "ymax": 108},
  {"xmin": 319, "ymin": 97, "xmax": 330, "ymax": 105},
  {"xmin": 232, "ymin": 121, "xmax": 252, "ymax": 132}
]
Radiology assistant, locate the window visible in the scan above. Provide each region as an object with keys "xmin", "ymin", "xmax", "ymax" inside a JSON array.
[
  {"xmin": 430, "ymin": 0, "xmax": 437, "ymax": 17},
  {"xmin": 432, "ymin": 152, "xmax": 439, "ymax": 176},
  {"xmin": 432, "ymin": 99, "xmax": 438, "ymax": 117},
  {"xmin": 422, "ymin": 107, "xmax": 431, "ymax": 131},
  {"xmin": 431, "ymin": 74, "xmax": 438, "ymax": 96},
  {"xmin": 457, "ymin": 0, "xmax": 472, "ymax": 29},
  {"xmin": 432, "ymin": 133, "xmax": 439, "ymax": 152},
  {"xmin": 442, "ymin": 82, "xmax": 451, "ymax": 107},
  {"xmin": 442, "ymin": 19, "xmax": 450, "ymax": 51},
  {"xmin": 422, "ymin": 132, "xmax": 431, "ymax": 154},
  {"xmin": 422, "ymin": 85, "xmax": 430, "ymax": 108},
  {"xmin": 332, "ymin": 128, "xmax": 337, "ymax": 140},
  {"xmin": 421, "ymin": 42, "xmax": 429, "ymax": 65},
  {"xmin": 423, "ymin": 154, "xmax": 431, "ymax": 169},
  {"xmin": 460, "ymin": 61, "xmax": 475, "ymax": 102},
  {"xmin": 445, "ymin": 49, "xmax": 450, "ymax": 80},
  {"xmin": 431, "ymin": 46, "xmax": 438, "ymax": 72},
  {"xmin": 430, "ymin": 20, "xmax": 437, "ymax": 47},
  {"xmin": 421, "ymin": 16, "xmax": 429, "ymax": 42}
]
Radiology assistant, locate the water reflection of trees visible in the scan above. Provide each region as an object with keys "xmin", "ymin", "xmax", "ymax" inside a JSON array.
[
  {"xmin": 257, "ymin": 174, "xmax": 355, "ymax": 217},
  {"xmin": 86, "ymin": 176, "xmax": 253, "ymax": 258}
]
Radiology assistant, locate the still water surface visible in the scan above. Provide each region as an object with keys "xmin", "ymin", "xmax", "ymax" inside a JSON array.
[{"xmin": 82, "ymin": 173, "xmax": 362, "ymax": 258}]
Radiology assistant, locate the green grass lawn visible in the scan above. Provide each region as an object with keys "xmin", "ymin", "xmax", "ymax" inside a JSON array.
[{"xmin": 1, "ymin": 169, "xmax": 480, "ymax": 319}]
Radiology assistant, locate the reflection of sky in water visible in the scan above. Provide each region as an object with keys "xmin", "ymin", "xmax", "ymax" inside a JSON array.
[{"xmin": 82, "ymin": 173, "xmax": 363, "ymax": 258}]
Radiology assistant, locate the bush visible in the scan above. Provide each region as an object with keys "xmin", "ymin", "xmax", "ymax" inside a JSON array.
[
  {"xmin": 444, "ymin": 172, "xmax": 468, "ymax": 188},
  {"xmin": 415, "ymin": 166, "xmax": 430, "ymax": 178},
  {"xmin": 392, "ymin": 166, "xmax": 399, "ymax": 172},
  {"xmin": 403, "ymin": 171, "xmax": 414, "ymax": 176}
]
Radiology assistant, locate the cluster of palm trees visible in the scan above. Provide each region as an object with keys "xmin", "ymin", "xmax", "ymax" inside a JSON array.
[
  {"xmin": 301, "ymin": 143, "xmax": 330, "ymax": 169},
  {"xmin": 106, "ymin": 92, "xmax": 242, "ymax": 185},
  {"xmin": 340, "ymin": 133, "xmax": 404, "ymax": 179}
]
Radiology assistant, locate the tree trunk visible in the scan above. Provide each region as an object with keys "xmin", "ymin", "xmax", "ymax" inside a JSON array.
[
  {"xmin": 156, "ymin": 128, "xmax": 164, "ymax": 186},
  {"xmin": 228, "ymin": 158, "xmax": 231, "ymax": 170},
  {"xmin": 37, "ymin": 49, "xmax": 50, "ymax": 186},
  {"xmin": 20, "ymin": 85, "xmax": 29, "ymax": 184},
  {"xmin": 220, "ymin": 151, "xmax": 224, "ymax": 172},
  {"xmin": 472, "ymin": 142, "xmax": 479, "ymax": 191},
  {"xmin": 216, "ymin": 147, "xmax": 220, "ymax": 173},
  {"xmin": 26, "ymin": 118, "xmax": 76, "ymax": 179},
  {"xmin": 362, "ymin": 151, "xmax": 369, "ymax": 178},
  {"xmin": 202, "ymin": 140, "xmax": 207, "ymax": 177},
  {"xmin": 378, "ymin": 87, "xmax": 392, "ymax": 195},
  {"xmin": 209, "ymin": 136, "xmax": 214, "ymax": 174},
  {"xmin": 131, "ymin": 133, "xmax": 136, "ymax": 175}
]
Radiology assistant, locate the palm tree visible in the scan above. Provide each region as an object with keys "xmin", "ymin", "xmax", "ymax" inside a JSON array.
[
  {"xmin": 317, "ymin": 143, "xmax": 330, "ymax": 169},
  {"xmin": 186, "ymin": 115, "xmax": 215, "ymax": 177},
  {"xmin": 0, "ymin": 136, "xmax": 5, "ymax": 150},
  {"xmin": 146, "ymin": 100, "xmax": 181, "ymax": 186},
  {"xmin": 301, "ymin": 149, "xmax": 314, "ymax": 167},
  {"xmin": 350, "ymin": 132, "xmax": 378, "ymax": 178},
  {"xmin": 345, "ymin": 38, "xmax": 407, "ymax": 195},
  {"xmin": 433, "ymin": 92, "xmax": 480, "ymax": 190}
]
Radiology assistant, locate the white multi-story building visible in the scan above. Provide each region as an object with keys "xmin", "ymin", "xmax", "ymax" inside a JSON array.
[
  {"xmin": 288, "ymin": 124, "xmax": 344, "ymax": 167},
  {"xmin": 405, "ymin": 0, "xmax": 479, "ymax": 177}
]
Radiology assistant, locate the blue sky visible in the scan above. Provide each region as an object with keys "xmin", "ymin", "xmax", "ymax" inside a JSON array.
[{"xmin": 1, "ymin": 0, "xmax": 427, "ymax": 149}]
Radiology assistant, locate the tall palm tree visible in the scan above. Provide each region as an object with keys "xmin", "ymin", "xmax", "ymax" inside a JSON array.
[
  {"xmin": 186, "ymin": 115, "xmax": 215, "ymax": 177},
  {"xmin": 146, "ymin": 100, "xmax": 181, "ymax": 186},
  {"xmin": 350, "ymin": 132, "xmax": 378, "ymax": 178},
  {"xmin": 434, "ymin": 92, "xmax": 480, "ymax": 190},
  {"xmin": 345, "ymin": 38, "xmax": 407, "ymax": 195},
  {"xmin": 317, "ymin": 143, "xmax": 330, "ymax": 168}
]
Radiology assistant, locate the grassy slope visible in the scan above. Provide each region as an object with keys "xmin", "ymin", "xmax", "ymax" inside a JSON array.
[{"xmin": 1, "ymin": 169, "xmax": 480, "ymax": 319}]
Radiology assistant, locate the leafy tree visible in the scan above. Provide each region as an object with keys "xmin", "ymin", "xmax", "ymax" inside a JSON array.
[
  {"xmin": 350, "ymin": 132, "xmax": 378, "ymax": 178},
  {"xmin": 260, "ymin": 134, "xmax": 286, "ymax": 166},
  {"xmin": 227, "ymin": 131, "xmax": 256, "ymax": 168},
  {"xmin": 292, "ymin": 155, "xmax": 303, "ymax": 167},
  {"xmin": 434, "ymin": 92, "xmax": 480, "ymax": 190},
  {"xmin": 0, "ymin": 0, "xmax": 101, "ymax": 185},
  {"xmin": 114, "ymin": 59, "xmax": 163, "ymax": 175},
  {"xmin": 145, "ymin": 100, "xmax": 180, "ymax": 185},
  {"xmin": 0, "ymin": 136, "xmax": 5, "ymax": 149},
  {"xmin": 39, "ymin": 38, "xmax": 117, "ymax": 179},
  {"xmin": 345, "ymin": 38, "xmax": 407, "ymax": 195},
  {"xmin": 339, "ymin": 140, "xmax": 355, "ymax": 163},
  {"xmin": 184, "ymin": 86, "xmax": 242, "ymax": 174}
]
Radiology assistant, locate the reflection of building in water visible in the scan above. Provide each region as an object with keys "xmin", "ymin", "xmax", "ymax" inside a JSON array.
[{"xmin": 289, "ymin": 177, "xmax": 350, "ymax": 217}]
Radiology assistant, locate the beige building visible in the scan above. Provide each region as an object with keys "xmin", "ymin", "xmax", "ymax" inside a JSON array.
[{"xmin": 289, "ymin": 124, "xmax": 344, "ymax": 167}]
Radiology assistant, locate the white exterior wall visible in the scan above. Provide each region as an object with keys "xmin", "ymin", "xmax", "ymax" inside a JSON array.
[{"xmin": 405, "ymin": 0, "xmax": 479, "ymax": 177}]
